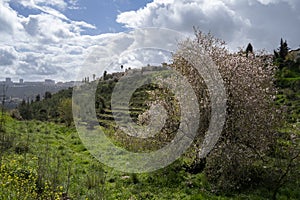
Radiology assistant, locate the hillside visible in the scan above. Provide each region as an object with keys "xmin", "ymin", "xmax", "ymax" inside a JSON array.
[
  {"xmin": 275, "ymin": 48, "xmax": 300, "ymax": 123},
  {"xmin": 1, "ymin": 112, "xmax": 299, "ymax": 199},
  {"xmin": 3, "ymin": 37, "xmax": 300, "ymax": 199}
]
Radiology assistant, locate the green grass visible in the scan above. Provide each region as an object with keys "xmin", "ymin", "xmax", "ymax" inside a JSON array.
[{"xmin": 1, "ymin": 115, "xmax": 299, "ymax": 199}]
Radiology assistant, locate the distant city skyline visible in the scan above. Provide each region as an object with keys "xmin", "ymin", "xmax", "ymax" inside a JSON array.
[
  {"xmin": 1, "ymin": 77, "xmax": 53, "ymax": 82},
  {"xmin": 0, "ymin": 76, "xmax": 80, "ymax": 109},
  {"xmin": 0, "ymin": 77, "xmax": 77, "ymax": 84}
]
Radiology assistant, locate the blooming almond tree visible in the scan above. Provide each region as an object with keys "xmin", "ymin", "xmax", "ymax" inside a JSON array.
[{"xmin": 171, "ymin": 29, "xmax": 283, "ymax": 191}]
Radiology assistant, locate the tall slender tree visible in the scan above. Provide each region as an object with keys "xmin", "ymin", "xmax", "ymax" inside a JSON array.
[
  {"xmin": 279, "ymin": 38, "xmax": 289, "ymax": 59},
  {"xmin": 245, "ymin": 43, "xmax": 253, "ymax": 58}
]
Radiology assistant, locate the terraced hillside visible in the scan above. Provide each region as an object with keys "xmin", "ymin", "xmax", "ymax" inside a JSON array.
[{"xmin": 12, "ymin": 65, "xmax": 300, "ymax": 199}]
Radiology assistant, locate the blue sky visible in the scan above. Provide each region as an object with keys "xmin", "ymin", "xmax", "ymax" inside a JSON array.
[
  {"xmin": 0, "ymin": 0, "xmax": 299, "ymax": 81},
  {"xmin": 9, "ymin": 0, "xmax": 152, "ymax": 34},
  {"xmin": 46, "ymin": 0, "xmax": 153, "ymax": 34}
]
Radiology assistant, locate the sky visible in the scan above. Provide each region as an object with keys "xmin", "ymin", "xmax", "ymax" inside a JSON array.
[{"xmin": 0, "ymin": 0, "xmax": 299, "ymax": 82}]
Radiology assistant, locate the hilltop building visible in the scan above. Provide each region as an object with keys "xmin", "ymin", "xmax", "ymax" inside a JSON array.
[{"xmin": 287, "ymin": 48, "xmax": 300, "ymax": 62}]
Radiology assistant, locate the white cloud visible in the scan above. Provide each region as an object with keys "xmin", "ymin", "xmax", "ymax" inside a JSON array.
[
  {"xmin": 68, "ymin": 0, "xmax": 81, "ymax": 10},
  {"xmin": 116, "ymin": 49, "xmax": 171, "ymax": 69},
  {"xmin": 116, "ymin": 0, "xmax": 252, "ymax": 49},
  {"xmin": 255, "ymin": 0, "xmax": 298, "ymax": 8},
  {"xmin": 17, "ymin": 0, "xmax": 68, "ymax": 10},
  {"xmin": 0, "ymin": 0, "xmax": 21, "ymax": 34},
  {"xmin": 74, "ymin": 28, "xmax": 185, "ymax": 80},
  {"xmin": 0, "ymin": 0, "xmax": 100, "ymax": 81},
  {"xmin": 21, "ymin": 14, "xmax": 79, "ymax": 43},
  {"xmin": 0, "ymin": 46, "xmax": 18, "ymax": 66},
  {"xmin": 117, "ymin": 0, "xmax": 300, "ymax": 51}
]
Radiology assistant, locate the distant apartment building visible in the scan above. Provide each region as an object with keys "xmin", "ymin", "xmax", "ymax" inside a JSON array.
[
  {"xmin": 44, "ymin": 79, "xmax": 55, "ymax": 85},
  {"xmin": 5, "ymin": 77, "xmax": 13, "ymax": 86}
]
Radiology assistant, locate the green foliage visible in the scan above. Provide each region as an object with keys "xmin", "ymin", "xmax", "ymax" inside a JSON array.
[
  {"xmin": 0, "ymin": 116, "xmax": 107, "ymax": 199},
  {"xmin": 274, "ymin": 39, "xmax": 300, "ymax": 124},
  {"xmin": 18, "ymin": 88, "xmax": 73, "ymax": 123},
  {"xmin": 0, "ymin": 158, "xmax": 63, "ymax": 200},
  {"xmin": 18, "ymin": 100, "xmax": 31, "ymax": 120},
  {"xmin": 274, "ymin": 38, "xmax": 290, "ymax": 70},
  {"xmin": 45, "ymin": 91, "xmax": 52, "ymax": 99},
  {"xmin": 35, "ymin": 94, "xmax": 41, "ymax": 102},
  {"xmin": 58, "ymin": 98, "xmax": 73, "ymax": 126}
]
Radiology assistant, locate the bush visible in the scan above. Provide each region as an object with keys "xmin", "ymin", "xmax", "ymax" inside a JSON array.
[{"xmin": 14, "ymin": 142, "xmax": 29, "ymax": 154}]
